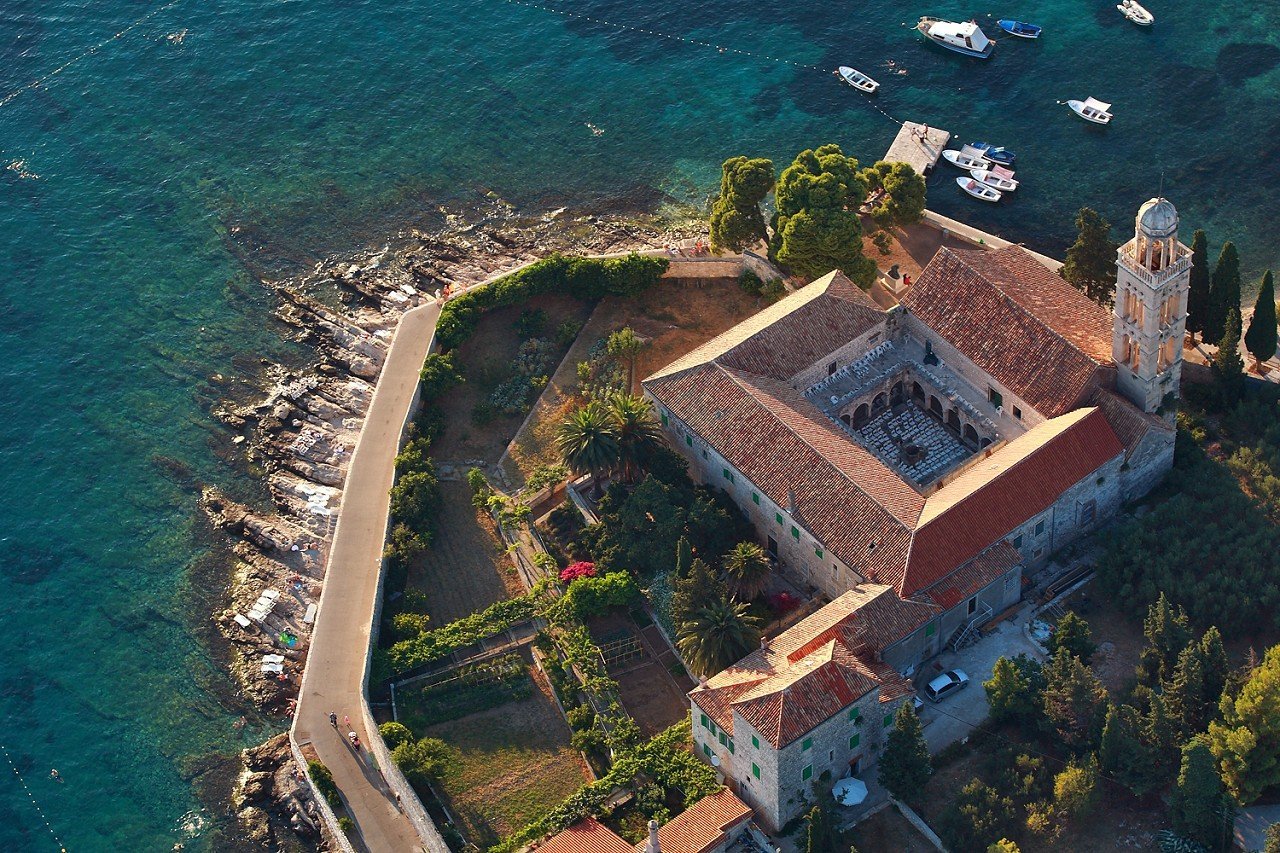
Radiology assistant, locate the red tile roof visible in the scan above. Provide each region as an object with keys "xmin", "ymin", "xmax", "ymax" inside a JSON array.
[
  {"xmin": 634, "ymin": 790, "xmax": 752, "ymax": 853},
  {"xmin": 919, "ymin": 541, "xmax": 1022, "ymax": 609},
  {"xmin": 536, "ymin": 817, "xmax": 634, "ymax": 853},
  {"xmin": 904, "ymin": 246, "xmax": 1114, "ymax": 417},
  {"xmin": 1088, "ymin": 386, "xmax": 1172, "ymax": 457}
]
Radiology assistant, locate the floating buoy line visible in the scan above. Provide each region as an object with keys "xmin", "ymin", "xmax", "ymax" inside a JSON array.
[{"xmin": 1, "ymin": 745, "xmax": 68, "ymax": 852}]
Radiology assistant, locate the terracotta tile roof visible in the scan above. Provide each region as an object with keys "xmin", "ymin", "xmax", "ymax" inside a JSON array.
[
  {"xmin": 633, "ymin": 790, "xmax": 753, "ymax": 853},
  {"xmin": 1088, "ymin": 386, "xmax": 1172, "ymax": 457},
  {"xmin": 645, "ymin": 363, "xmax": 920, "ymax": 581},
  {"xmin": 537, "ymin": 817, "xmax": 634, "ymax": 853},
  {"xmin": 919, "ymin": 541, "xmax": 1022, "ymax": 609},
  {"xmin": 690, "ymin": 586, "xmax": 931, "ymax": 748},
  {"xmin": 904, "ymin": 246, "xmax": 1113, "ymax": 416},
  {"xmin": 903, "ymin": 408, "xmax": 1123, "ymax": 595},
  {"xmin": 645, "ymin": 270, "xmax": 886, "ymax": 383}
]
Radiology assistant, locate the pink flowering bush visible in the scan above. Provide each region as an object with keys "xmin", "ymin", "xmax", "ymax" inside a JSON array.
[
  {"xmin": 768, "ymin": 591, "xmax": 800, "ymax": 615},
  {"xmin": 559, "ymin": 561, "xmax": 597, "ymax": 583}
]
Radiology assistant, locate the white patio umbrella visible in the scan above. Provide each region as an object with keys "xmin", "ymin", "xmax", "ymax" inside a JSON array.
[{"xmin": 832, "ymin": 776, "xmax": 868, "ymax": 806}]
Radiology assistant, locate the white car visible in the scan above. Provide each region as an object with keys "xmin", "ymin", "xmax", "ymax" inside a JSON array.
[{"xmin": 924, "ymin": 669, "xmax": 969, "ymax": 703}]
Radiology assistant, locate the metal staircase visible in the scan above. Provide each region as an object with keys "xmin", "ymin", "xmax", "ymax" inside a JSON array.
[{"xmin": 949, "ymin": 602, "xmax": 993, "ymax": 651}]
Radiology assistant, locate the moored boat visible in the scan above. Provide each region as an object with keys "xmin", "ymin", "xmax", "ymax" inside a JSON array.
[
  {"xmin": 997, "ymin": 19, "xmax": 1042, "ymax": 38},
  {"xmin": 957, "ymin": 176, "xmax": 1002, "ymax": 202},
  {"xmin": 1117, "ymin": 0, "xmax": 1154, "ymax": 26},
  {"xmin": 968, "ymin": 141, "xmax": 1016, "ymax": 166},
  {"xmin": 916, "ymin": 17, "xmax": 996, "ymax": 59},
  {"xmin": 941, "ymin": 145, "xmax": 990, "ymax": 170},
  {"xmin": 836, "ymin": 66, "xmax": 880, "ymax": 94},
  {"xmin": 970, "ymin": 166, "xmax": 1018, "ymax": 192},
  {"xmin": 1067, "ymin": 97, "xmax": 1113, "ymax": 124}
]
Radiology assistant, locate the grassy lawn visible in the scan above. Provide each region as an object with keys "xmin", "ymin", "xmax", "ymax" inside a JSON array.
[{"xmin": 422, "ymin": 668, "xmax": 589, "ymax": 848}]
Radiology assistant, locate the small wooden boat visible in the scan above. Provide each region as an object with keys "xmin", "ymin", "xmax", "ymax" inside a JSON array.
[
  {"xmin": 941, "ymin": 145, "xmax": 990, "ymax": 170},
  {"xmin": 970, "ymin": 166, "xmax": 1019, "ymax": 192},
  {"xmin": 1067, "ymin": 97, "xmax": 1113, "ymax": 124},
  {"xmin": 957, "ymin": 177, "xmax": 1002, "ymax": 202},
  {"xmin": 1117, "ymin": 0, "xmax": 1154, "ymax": 25},
  {"xmin": 916, "ymin": 17, "xmax": 996, "ymax": 59},
  {"xmin": 997, "ymin": 19, "xmax": 1042, "ymax": 39},
  {"xmin": 968, "ymin": 142, "xmax": 1016, "ymax": 166},
  {"xmin": 836, "ymin": 66, "xmax": 880, "ymax": 94}
]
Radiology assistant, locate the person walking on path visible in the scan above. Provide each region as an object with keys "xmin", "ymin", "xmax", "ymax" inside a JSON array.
[{"xmin": 329, "ymin": 712, "xmax": 338, "ymax": 727}]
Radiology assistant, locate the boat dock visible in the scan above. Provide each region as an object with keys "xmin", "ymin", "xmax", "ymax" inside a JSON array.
[{"xmin": 883, "ymin": 121, "xmax": 951, "ymax": 175}]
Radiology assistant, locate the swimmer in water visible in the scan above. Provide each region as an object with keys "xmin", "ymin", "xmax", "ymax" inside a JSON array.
[{"xmin": 50, "ymin": 769, "xmax": 62, "ymax": 782}]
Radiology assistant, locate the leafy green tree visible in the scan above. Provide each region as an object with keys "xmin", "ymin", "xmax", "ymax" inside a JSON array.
[
  {"xmin": 1042, "ymin": 650, "xmax": 1108, "ymax": 751},
  {"xmin": 880, "ymin": 702, "xmax": 932, "ymax": 805},
  {"xmin": 1139, "ymin": 593, "xmax": 1194, "ymax": 687},
  {"xmin": 1208, "ymin": 644, "xmax": 1280, "ymax": 804},
  {"xmin": 556, "ymin": 400, "xmax": 620, "ymax": 482},
  {"xmin": 771, "ymin": 144, "xmax": 876, "ymax": 285},
  {"xmin": 723, "ymin": 541, "xmax": 771, "ymax": 601},
  {"xmin": 606, "ymin": 327, "xmax": 646, "ymax": 393},
  {"xmin": 1060, "ymin": 207, "xmax": 1118, "ymax": 306},
  {"xmin": 609, "ymin": 394, "xmax": 663, "ymax": 483},
  {"xmin": 389, "ymin": 469, "xmax": 441, "ymax": 528},
  {"xmin": 672, "ymin": 557, "xmax": 724, "ymax": 626},
  {"xmin": 1207, "ymin": 242, "xmax": 1242, "ymax": 345},
  {"xmin": 676, "ymin": 593, "xmax": 761, "ymax": 677},
  {"xmin": 804, "ymin": 802, "xmax": 836, "ymax": 853},
  {"xmin": 1099, "ymin": 703, "xmax": 1162, "ymax": 797},
  {"xmin": 684, "ymin": 487, "xmax": 754, "ymax": 562},
  {"xmin": 419, "ymin": 351, "xmax": 465, "ymax": 401},
  {"xmin": 1186, "ymin": 230, "xmax": 1211, "ymax": 342},
  {"xmin": 393, "ymin": 737, "xmax": 455, "ymax": 789},
  {"xmin": 939, "ymin": 779, "xmax": 1019, "ymax": 852},
  {"xmin": 1245, "ymin": 270, "xmax": 1277, "ymax": 369},
  {"xmin": 379, "ymin": 721, "xmax": 414, "ymax": 750},
  {"xmin": 1171, "ymin": 738, "xmax": 1235, "ymax": 851},
  {"xmin": 1213, "ymin": 309, "xmax": 1245, "ymax": 400},
  {"xmin": 1050, "ymin": 611, "xmax": 1097, "ymax": 662},
  {"xmin": 862, "ymin": 160, "xmax": 927, "ymax": 228},
  {"xmin": 709, "ymin": 156, "xmax": 775, "ymax": 253},
  {"xmin": 984, "ymin": 654, "xmax": 1045, "ymax": 728},
  {"xmin": 1265, "ymin": 822, "xmax": 1280, "ymax": 853},
  {"xmin": 586, "ymin": 476, "xmax": 685, "ymax": 577},
  {"xmin": 987, "ymin": 841, "xmax": 1021, "ymax": 853},
  {"xmin": 1052, "ymin": 754, "xmax": 1100, "ymax": 825}
]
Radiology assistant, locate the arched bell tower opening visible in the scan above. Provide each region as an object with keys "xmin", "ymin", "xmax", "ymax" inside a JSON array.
[{"xmin": 1112, "ymin": 197, "xmax": 1191, "ymax": 416}]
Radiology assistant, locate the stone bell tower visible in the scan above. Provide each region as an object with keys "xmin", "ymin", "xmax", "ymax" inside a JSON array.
[{"xmin": 1112, "ymin": 197, "xmax": 1191, "ymax": 416}]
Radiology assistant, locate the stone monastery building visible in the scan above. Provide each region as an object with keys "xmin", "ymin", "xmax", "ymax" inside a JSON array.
[{"xmin": 640, "ymin": 198, "xmax": 1191, "ymax": 831}]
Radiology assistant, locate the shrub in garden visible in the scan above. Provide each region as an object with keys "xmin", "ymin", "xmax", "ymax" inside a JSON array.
[
  {"xmin": 307, "ymin": 760, "xmax": 340, "ymax": 807},
  {"xmin": 379, "ymin": 721, "xmax": 414, "ymax": 751},
  {"xmin": 393, "ymin": 737, "xmax": 456, "ymax": 789},
  {"xmin": 559, "ymin": 561, "xmax": 596, "ymax": 583},
  {"xmin": 419, "ymin": 352, "xmax": 464, "ymax": 401}
]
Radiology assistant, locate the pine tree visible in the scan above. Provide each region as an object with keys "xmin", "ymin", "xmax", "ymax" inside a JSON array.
[
  {"xmin": 1145, "ymin": 693, "xmax": 1183, "ymax": 790},
  {"xmin": 1166, "ymin": 642, "xmax": 1210, "ymax": 738},
  {"xmin": 1170, "ymin": 738, "xmax": 1235, "ymax": 852},
  {"xmin": 1244, "ymin": 270, "xmax": 1277, "ymax": 369},
  {"xmin": 1186, "ymin": 230, "xmax": 1211, "ymax": 342},
  {"xmin": 674, "ymin": 535, "xmax": 692, "ymax": 579},
  {"xmin": 1207, "ymin": 242, "xmax": 1242, "ymax": 345},
  {"xmin": 1208, "ymin": 644, "xmax": 1280, "ymax": 804},
  {"xmin": 1139, "ymin": 593, "xmax": 1193, "ymax": 687},
  {"xmin": 804, "ymin": 802, "xmax": 835, "ymax": 853},
  {"xmin": 1050, "ymin": 611, "xmax": 1097, "ymax": 662},
  {"xmin": 1042, "ymin": 651, "xmax": 1108, "ymax": 751},
  {"xmin": 672, "ymin": 558, "xmax": 723, "ymax": 627},
  {"xmin": 984, "ymin": 654, "xmax": 1044, "ymax": 728},
  {"xmin": 770, "ymin": 144, "xmax": 877, "ymax": 285},
  {"xmin": 708, "ymin": 156, "xmax": 775, "ymax": 253},
  {"xmin": 1213, "ymin": 309, "xmax": 1244, "ymax": 400},
  {"xmin": 880, "ymin": 701, "xmax": 932, "ymax": 805},
  {"xmin": 1198, "ymin": 627, "xmax": 1229, "ymax": 720},
  {"xmin": 1061, "ymin": 207, "xmax": 1118, "ymax": 306},
  {"xmin": 1100, "ymin": 702, "xmax": 1162, "ymax": 797}
]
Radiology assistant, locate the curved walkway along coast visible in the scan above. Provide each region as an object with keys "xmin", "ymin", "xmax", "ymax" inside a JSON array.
[{"xmin": 293, "ymin": 298, "xmax": 446, "ymax": 853}]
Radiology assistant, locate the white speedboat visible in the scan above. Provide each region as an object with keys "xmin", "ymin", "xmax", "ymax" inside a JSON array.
[
  {"xmin": 1067, "ymin": 97, "xmax": 1113, "ymax": 124},
  {"xmin": 957, "ymin": 176, "xmax": 1002, "ymax": 202},
  {"xmin": 970, "ymin": 167, "xmax": 1018, "ymax": 192},
  {"xmin": 1117, "ymin": 0, "xmax": 1154, "ymax": 26},
  {"xmin": 916, "ymin": 17, "xmax": 996, "ymax": 59},
  {"xmin": 941, "ymin": 145, "xmax": 990, "ymax": 170},
  {"xmin": 836, "ymin": 66, "xmax": 880, "ymax": 94}
]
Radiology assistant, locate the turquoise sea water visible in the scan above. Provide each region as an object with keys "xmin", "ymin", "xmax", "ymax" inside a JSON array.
[{"xmin": 1, "ymin": 0, "xmax": 1277, "ymax": 849}]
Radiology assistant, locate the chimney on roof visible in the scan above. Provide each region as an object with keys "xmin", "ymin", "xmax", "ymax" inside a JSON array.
[
  {"xmin": 761, "ymin": 635, "xmax": 770, "ymax": 651},
  {"xmin": 646, "ymin": 819, "xmax": 661, "ymax": 853},
  {"xmin": 698, "ymin": 674, "xmax": 709, "ymax": 687},
  {"xmin": 788, "ymin": 489, "xmax": 798, "ymax": 514}
]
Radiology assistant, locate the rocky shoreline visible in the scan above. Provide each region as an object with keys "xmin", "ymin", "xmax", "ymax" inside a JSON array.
[{"xmin": 203, "ymin": 197, "xmax": 702, "ymax": 848}]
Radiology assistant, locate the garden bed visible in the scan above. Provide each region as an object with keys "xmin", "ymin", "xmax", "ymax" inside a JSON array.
[
  {"xmin": 586, "ymin": 610, "xmax": 691, "ymax": 737},
  {"xmin": 845, "ymin": 805, "xmax": 936, "ymax": 852}
]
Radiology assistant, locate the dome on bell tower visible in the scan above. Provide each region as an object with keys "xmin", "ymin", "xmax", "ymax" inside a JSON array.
[{"xmin": 1137, "ymin": 197, "xmax": 1178, "ymax": 239}]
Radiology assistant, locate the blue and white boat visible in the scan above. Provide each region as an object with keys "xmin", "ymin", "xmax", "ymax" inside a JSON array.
[
  {"xmin": 916, "ymin": 17, "xmax": 996, "ymax": 59},
  {"xmin": 968, "ymin": 142, "xmax": 1016, "ymax": 166},
  {"xmin": 997, "ymin": 19, "xmax": 1042, "ymax": 38}
]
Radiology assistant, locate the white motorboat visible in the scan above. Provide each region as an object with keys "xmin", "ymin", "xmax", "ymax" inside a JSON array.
[
  {"xmin": 916, "ymin": 17, "xmax": 996, "ymax": 59},
  {"xmin": 1117, "ymin": 0, "xmax": 1154, "ymax": 26},
  {"xmin": 941, "ymin": 145, "xmax": 990, "ymax": 170},
  {"xmin": 970, "ymin": 166, "xmax": 1018, "ymax": 192},
  {"xmin": 837, "ymin": 66, "xmax": 880, "ymax": 94},
  {"xmin": 957, "ymin": 176, "xmax": 1002, "ymax": 202},
  {"xmin": 1067, "ymin": 97, "xmax": 1113, "ymax": 124}
]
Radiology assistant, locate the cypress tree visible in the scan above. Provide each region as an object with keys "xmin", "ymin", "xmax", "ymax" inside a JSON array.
[
  {"xmin": 1199, "ymin": 627, "xmax": 1229, "ymax": 717},
  {"xmin": 804, "ymin": 802, "xmax": 835, "ymax": 853},
  {"xmin": 1166, "ymin": 642, "xmax": 1210, "ymax": 738},
  {"xmin": 1145, "ymin": 693, "xmax": 1182, "ymax": 789},
  {"xmin": 1186, "ymin": 229, "xmax": 1211, "ymax": 342},
  {"xmin": 674, "ymin": 535, "xmax": 692, "ymax": 579},
  {"xmin": 1244, "ymin": 270, "xmax": 1277, "ymax": 369},
  {"xmin": 1049, "ymin": 611, "xmax": 1097, "ymax": 663},
  {"xmin": 1042, "ymin": 652, "xmax": 1108, "ymax": 751},
  {"xmin": 672, "ymin": 558, "xmax": 723, "ymax": 626},
  {"xmin": 1213, "ymin": 309, "xmax": 1244, "ymax": 400},
  {"xmin": 1061, "ymin": 207, "xmax": 1119, "ymax": 306},
  {"xmin": 1100, "ymin": 702, "xmax": 1161, "ymax": 797},
  {"xmin": 880, "ymin": 701, "xmax": 932, "ymax": 805},
  {"xmin": 1139, "ymin": 593, "xmax": 1193, "ymax": 687},
  {"xmin": 1207, "ymin": 242, "xmax": 1242, "ymax": 344},
  {"xmin": 1170, "ymin": 738, "xmax": 1235, "ymax": 852}
]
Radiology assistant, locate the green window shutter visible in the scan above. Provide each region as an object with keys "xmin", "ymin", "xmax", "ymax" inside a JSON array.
[
  {"xmin": 849, "ymin": 733, "xmax": 860, "ymax": 749},
  {"xmin": 791, "ymin": 526, "xmax": 799, "ymax": 540},
  {"xmin": 728, "ymin": 738, "xmax": 735, "ymax": 755},
  {"xmin": 752, "ymin": 762, "xmax": 760, "ymax": 779},
  {"xmin": 752, "ymin": 492, "xmax": 760, "ymax": 505},
  {"xmin": 661, "ymin": 412, "xmax": 669, "ymax": 425},
  {"xmin": 701, "ymin": 714, "xmax": 709, "ymax": 729},
  {"xmin": 703, "ymin": 743, "xmax": 712, "ymax": 757},
  {"xmin": 1013, "ymin": 534, "xmax": 1023, "ymax": 548},
  {"xmin": 775, "ymin": 512, "xmax": 783, "ymax": 525},
  {"xmin": 848, "ymin": 708, "xmax": 860, "ymax": 723},
  {"xmin": 719, "ymin": 731, "xmax": 727, "ymax": 746},
  {"xmin": 709, "ymin": 721, "xmax": 717, "ymax": 736},
  {"xmin": 925, "ymin": 623, "xmax": 936, "ymax": 637},
  {"xmin": 801, "ymin": 737, "xmax": 812, "ymax": 752},
  {"xmin": 802, "ymin": 765, "xmax": 812, "ymax": 781},
  {"xmin": 883, "ymin": 714, "xmax": 893, "ymax": 728},
  {"xmin": 722, "ymin": 468, "xmax": 732, "ymax": 482},
  {"xmin": 751, "ymin": 735, "xmax": 759, "ymax": 749},
  {"xmin": 815, "ymin": 547, "xmax": 823, "ymax": 559},
  {"xmin": 685, "ymin": 435, "xmax": 693, "ymax": 447}
]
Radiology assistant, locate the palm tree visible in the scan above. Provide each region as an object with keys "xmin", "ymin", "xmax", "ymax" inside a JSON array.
[
  {"xmin": 606, "ymin": 327, "xmax": 646, "ymax": 394},
  {"xmin": 677, "ymin": 594, "xmax": 762, "ymax": 677},
  {"xmin": 556, "ymin": 401, "xmax": 620, "ymax": 488},
  {"xmin": 609, "ymin": 394, "xmax": 663, "ymax": 483},
  {"xmin": 723, "ymin": 541, "xmax": 772, "ymax": 601}
]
